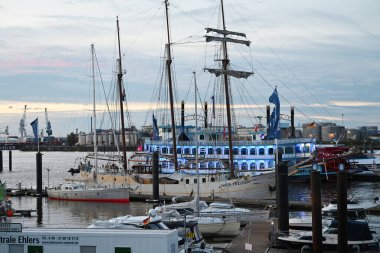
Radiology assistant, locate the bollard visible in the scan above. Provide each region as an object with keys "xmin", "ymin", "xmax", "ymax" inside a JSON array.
[
  {"xmin": 8, "ymin": 150, "xmax": 12, "ymax": 172},
  {"xmin": 337, "ymin": 165, "xmax": 348, "ymax": 253},
  {"xmin": 0, "ymin": 151, "xmax": 2, "ymax": 173},
  {"xmin": 36, "ymin": 152, "xmax": 43, "ymax": 196},
  {"xmin": 311, "ymin": 168, "xmax": 322, "ymax": 253},
  {"xmin": 152, "ymin": 152, "xmax": 159, "ymax": 202}
]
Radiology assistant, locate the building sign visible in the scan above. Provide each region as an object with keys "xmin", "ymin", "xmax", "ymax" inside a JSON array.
[
  {"xmin": 0, "ymin": 144, "xmax": 16, "ymax": 150},
  {"xmin": 0, "ymin": 223, "xmax": 22, "ymax": 232}
]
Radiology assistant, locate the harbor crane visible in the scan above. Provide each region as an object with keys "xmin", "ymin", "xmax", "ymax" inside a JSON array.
[
  {"xmin": 18, "ymin": 105, "xmax": 27, "ymax": 142},
  {"xmin": 45, "ymin": 108, "xmax": 52, "ymax": 142}
]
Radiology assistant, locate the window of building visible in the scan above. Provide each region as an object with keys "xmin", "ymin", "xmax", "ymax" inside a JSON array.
[
  {"xmin": 192, "ymin": 148, "xmax": 197, "ymax": 155},
  {"xmin": 202, "ymin": 178, "xmax": 206, "ymax": 183},
  {"xmin": 259, "ymin": 148, "xmax": 265, "ymax": 155},
  {"xmin": 9, "ymin": 245, "xmax": 24, "ymax": 253},
  {"xmin": 241, "ymin": 148, "xmax": 247, "ymax": 155},
  {"xmin": 224, "ymin": 148, "xmax": 229, "ymax": 155},
  {"xmin": 233, "ymin": 148, "xmax": 239, "ymax": 155},
  {"xmin": 28, "ymin": 246, "xmax": 43, "ymax": 253},
  {"xmin": 268, "ymin": 148, "xmax": 274, "ymax": 155},
  {"xmin": 199, "ymin": 134, "xmax": 205, "ymax": 140},
  {"xmin": 194, "ymin": 179, "xmax": 197, "ymax": 184},
  {"xmin": 169, "ymin": 148, "xmax": 174, "ymax": 154},
  {"xmin": 250, "ymin": 162, "xmax": 256, "ymax": 170},
  {"xmin": 210, "ymin": 177, "xmax": 215, "ymax": 182},
  {"xmin": 216, "ymin": 148, "xmax": 222, "ymax": 155},
  {"xmin": 184, "ymin": 147, "xmax": 190, "ymax": 154},
  {"xmin": 241, "ymin": 162, "xmax": 248, "ymax": 170},
  {"xmin": 162, "ymin": 147, "xmax": 167, "ymax": 154},
  {"xmin": 115, "ymin": 247, "xmax": 132, "ymax": 253},
  {"xmin": 186, "ymin": 179, "xmax": 189, "ymax": 184},
  {"xmin": 208, "ymin": 162, "xmax": 214, "ymax": 168},
  {"xmin": 177, "ymin": 147, "xmax": 182, "ymax": 154},
  {"xmin": 199, "ymin": 148, "xmax": 206, "ymax": 155},
  {"xmin": 249, "ymin": 148, "xmax": 256, "ymax": 155},
  {"xmin": 260, "ymin": 162, "xmax": 265, "ymax": 169},
  {"xmin": 207, "ymin": 148, "xmax": 214, "ymax": 155}
]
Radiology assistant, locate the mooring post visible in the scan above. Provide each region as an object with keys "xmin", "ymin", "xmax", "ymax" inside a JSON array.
[
  {"xmin": 0, "ymin": 151, "xmax": 3, "ymax": 173},
  {"xmin": 277, "ymin": 159, "xmax": 289, "ymax": 234},
  {"xmin": 337, "ymin": 164, "xmax": 348, "ymax": 253},
  {"xmin": 37, "ymin": 197, "xmax": 43, "ymax": 225},
  {"xmin": 152, "ymin": 151, "xmax": 159, "ymax": 202},
  {"xmin": 311, "ymin": 165, "xmax": 322, "ymax": 253},
  {"xmin": 36, "ymin": 152, "xmax": 43, "ymax": 196},
  {"xmin": 8, "ymin": 150, "xmax": 12, "ymax": 171}
]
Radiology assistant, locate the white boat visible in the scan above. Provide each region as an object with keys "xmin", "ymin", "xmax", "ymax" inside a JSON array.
[
  {"xmin": 278, "ymin": 220, "xmax": 380, "ymax": 251},
  {"xmin": 88, "ymin": 207, "xmax": 214, "ymax": 253},
  {"xmin": 289, "ymin": 198, "xmax": 380, "ymax": 236},
  {"xmin": 48, "ymin": 31, "xmax": 129, "ymax": 203},
  {"xmin": 47, "ymin": 182, "xmax": 129, "ymax": 203},
  {"xmin": 155, "ymin": 197, "xmax": 241, "ymax": 237}
]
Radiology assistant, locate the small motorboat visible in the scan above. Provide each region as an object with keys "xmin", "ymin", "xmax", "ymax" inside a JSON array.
[{"xmin": 278, "ymin": 220, "xmax": 380, "ymax": 251}]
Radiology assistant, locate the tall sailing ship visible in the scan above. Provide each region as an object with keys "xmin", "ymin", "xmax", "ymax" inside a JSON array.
[{"xmin": 71, "ymin": 0, "xmax": 316, "ymax": 201}]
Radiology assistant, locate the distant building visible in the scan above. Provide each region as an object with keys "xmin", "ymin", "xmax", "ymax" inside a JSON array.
[
  {"xmin": 346, "ymin": 128, "xmax": 359, "ymax": 140},
  {"xmin": 321, "ymin": 125, "xmax": 346, "ymax": 142}
]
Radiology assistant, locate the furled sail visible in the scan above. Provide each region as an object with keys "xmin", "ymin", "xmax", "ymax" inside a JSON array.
[
  {"xmin": 204, "ymin": 68, "xmax": 253, "ymax": 79},
  {"xmin": 205, "ymin": 35, "xmax": 251, "ymax": 47},
  {"xmin": 205, "ymin": 27, "xmax": 246, "ymax": 38}
]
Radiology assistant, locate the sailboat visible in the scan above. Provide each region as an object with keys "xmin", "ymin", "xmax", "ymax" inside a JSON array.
[
  {"xmin": 47, "ymin": 43, "xmax": 130, "ymax": 203},
  {"xmin": 74, "ymin": 0, "xmax": 315, "ymax": 202}
]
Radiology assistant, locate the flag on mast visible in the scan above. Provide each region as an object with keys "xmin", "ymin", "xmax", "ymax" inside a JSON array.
[{"xmin": 30, "ymin": 118, "xmax": 39, "ymax": 143}]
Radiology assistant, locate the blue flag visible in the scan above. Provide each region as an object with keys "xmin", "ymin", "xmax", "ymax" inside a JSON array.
[
  {"xmin": 268, "ymin": 88, "xmax": 280, "ymax": 139},
  {"xmin": 152, "ymin": 114, "xmax": 159, "ymax": 141},
  {"xmin": 30, "ymin": 118, "xmax": 39, "ymax": 143}
]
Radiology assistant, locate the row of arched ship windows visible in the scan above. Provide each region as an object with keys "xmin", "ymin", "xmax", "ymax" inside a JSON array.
[
  {"xmin": 148, "ymin": 145, "xmax": 311, "ymax": 156},
  {"xmin": 159, "ymin": 160, "xmax": 274, "ymax": 170}
]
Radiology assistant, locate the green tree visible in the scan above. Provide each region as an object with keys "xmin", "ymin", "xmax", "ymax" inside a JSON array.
[{"xmin": 67, "ymin": 132, "xmax": 78, "ymax": 146}]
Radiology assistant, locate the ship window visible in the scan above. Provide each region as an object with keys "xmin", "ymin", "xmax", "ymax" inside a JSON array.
[
  {"xmin": 224, "ymin": 148, "xmax": 229, "ymax": 155},
  {"xmin": 199, "ymin": 134, "xmax": 205, "ymax": 140},
  {"xmin": 241, "ymin": 148, "xmax": 247, "ymax": 155},
  {"xmin": 285, "ymin": 147, "xmax": 294, "ymax": 154},
  {"xmin": 186, "ymin": 179, "xmax": 189, "ymax": 184},
  {"xmin": 210, "ymin": 177, "xmax": 215, "ymax": 182},
  {"xmin": 304, "ymin": 145, "xmax": 310, "ymax": 153},
  {"xmin": 9, "ymin": 244, "xmax": 23, "ymax": 253},
  {"xmin": 115, "ymin": 247, "xmax": 132, "ymax": 253},
  {"xmin": 194, "ymin": 179, "xmax": 197, "ymax": 184},
  {"xmin": 278, "ymin": 147, "xmax": 284, "ymax": 154},
  {"xmin": 295, "ymin": 145, "xmax": 302, "ymax": 154},
  {"xmin": 268, "ymin": 148, "xmax": 274, "ymax": 155},
  {"xmin": 202, "ymin": 178, "xmax": 206, "ymax": 183},
  {"xmin": 28, "ymin": 246, "xmax": 43, "ymax": 253},
  {"xmin": 216, "ymin": 148, "xmax": 222, "ymax": 154},
  {"xmin": 249, "ymin": 148, "xmax": 256, "ymax": 155},
  {"xmin": 80, "ymin": 246, "xmax": 96, "ymax": 253},
  {"xmin": 233, "ymin": 148, "xmax": 239, "ymax": 155},
  {"xmin": 259, "ymin": 148, "xmax": 265, "ymax": 155},
  {"xmin": 207, "ymin": 147, "xmax": 214, "ymax": 155}
]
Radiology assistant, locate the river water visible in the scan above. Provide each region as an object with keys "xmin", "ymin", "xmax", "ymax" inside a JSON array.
[{"xmin": 0, "ymin": 151, "xmax": 379, "ymax": 228}]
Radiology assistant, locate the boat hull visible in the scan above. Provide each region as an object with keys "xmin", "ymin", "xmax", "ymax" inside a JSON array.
[
  {"xmin": 75, "ymin": 171, "xmax": 276, "ymax": 201},
  {"xmin": 47, "ymin": 187, "xmax": 130, "ymax": 203}
]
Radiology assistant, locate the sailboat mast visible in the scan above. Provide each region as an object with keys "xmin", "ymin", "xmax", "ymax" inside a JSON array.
[
  {"xmin": 91, "ymin": 44, "xmax": 98, "ymax": 183},
  {"xmin": 116, "ymin": 17, "xmax": 128, "ymax": 173},
  {"xmin": 194, "ymin": 71, "xmax": 200, "ymax": 214},
  {"xmin": 164, "ymin": 0, "xmax": 178, "ymax": 171},
  {"xmin": 220, "ymin": 0, "xmax": 234, "ymax": 178}
]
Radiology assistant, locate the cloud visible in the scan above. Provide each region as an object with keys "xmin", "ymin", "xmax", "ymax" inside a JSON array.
[{"xmin": 330, "ymin": 101, "xmax": 380, "ymax": 107}]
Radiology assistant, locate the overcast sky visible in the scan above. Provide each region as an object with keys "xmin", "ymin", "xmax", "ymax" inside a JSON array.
[{"xmin": 0, "ymin": 0, "xmax": 379, "ymax": 137}]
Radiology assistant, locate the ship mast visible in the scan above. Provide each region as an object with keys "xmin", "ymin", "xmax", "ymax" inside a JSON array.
[
  {"xmin": 116, "ymin": 17, "xmax": 128, "ymax": 173},
  {"xmin": 91, "ymin": 44, "xmax": 98, "ymax": 183},
  {"xmin": 164, "ymin": 0, "xmax": 178, "ymax": 171},
  {"xmin": 205, "ymin": 0, "xmax": 253, "ymax": 178}
]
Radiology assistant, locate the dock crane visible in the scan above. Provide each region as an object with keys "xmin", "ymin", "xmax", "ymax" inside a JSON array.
[{"xmin": 45, "ymin": 108, "xmax": 52, "ymax": 142}]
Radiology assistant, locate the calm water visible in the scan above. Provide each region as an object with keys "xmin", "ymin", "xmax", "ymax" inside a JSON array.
[{"xmin": 0, "ymin": 151, "xmax": 379, "ymax": 228}]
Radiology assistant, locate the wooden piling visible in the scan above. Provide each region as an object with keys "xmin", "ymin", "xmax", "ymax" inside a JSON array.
[
  {"xmin": 152, "ymin": 151, "xmax": 159, "ymax": 201},
  {"xmin": 311, "ymin": 169, "xmax": 322, "ymax": 253},
  {"xmin": 337, "ymin": 169, "xmax": 348, "ymax": 253},
  {"xmin": 36, "ymin": 152, "xmax": 43, "ymax": 196},
  {"xmin": 0, "ymin": 151, "xmax": 3, "ymax": 173},
  {"xmin": 8, "ymin": 150, "xmax": 12, "ymax": 171}
]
